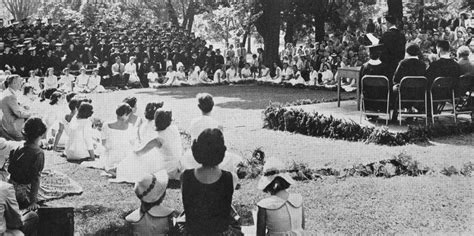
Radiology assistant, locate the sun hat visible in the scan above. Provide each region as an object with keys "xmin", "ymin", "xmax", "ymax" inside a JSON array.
[
  {"xmin": 257, "ymin": 157, "xmax": 295, "ymax": 190},
  {"xmin": 134, "ymin": 170, "xmax": 168, "ymax": 203}
]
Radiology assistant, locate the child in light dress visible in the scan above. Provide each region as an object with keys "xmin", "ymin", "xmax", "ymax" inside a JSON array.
[
  {"xmin": 125, "ymin": 170, "xmax": 177, "ymax": 235},
  {"xmin": 256, "ymin": 158, "xmax": 308, "ymax": 236}
]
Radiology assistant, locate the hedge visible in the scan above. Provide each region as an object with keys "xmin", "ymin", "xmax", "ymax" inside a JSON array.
[{"xmin": 263, "ymin": 103, "xmax": 474, "ymax": 146}]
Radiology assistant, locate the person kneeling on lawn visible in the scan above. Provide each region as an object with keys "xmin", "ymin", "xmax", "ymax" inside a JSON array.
[{"xmin": 125, "ymin": 170, "xmax": 178, "ymax": 236}]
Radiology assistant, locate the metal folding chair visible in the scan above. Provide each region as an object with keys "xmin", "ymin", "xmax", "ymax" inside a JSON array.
[
  {"xmin": 430, "ymin": 77, "xmax": 456, "ymax": 124},
  {"xmin": 360, "ymin": 75, "xmax": 391, "ymax": 125},
  {"xmin": 398, "ymin": 76, "xmax": 428, "ymax": 126}
]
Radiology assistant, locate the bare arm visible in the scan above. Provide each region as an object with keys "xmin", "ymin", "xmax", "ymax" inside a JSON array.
[
  {"xmin": 256, "ymin": 206, "xmax": 266, "ymax": 236},
  {"xmin": 135, "ymin": 138, "xmax": 162, "ymax": 156},
  {"xmin": 53, "ymin": 123, "xmax": 64, "ymax": 151}
]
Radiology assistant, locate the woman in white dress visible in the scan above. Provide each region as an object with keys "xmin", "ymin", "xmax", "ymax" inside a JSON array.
[
  {"xmin": 187, "ymin": 66, "xmax": 200, "ymax": 86},
  {"xmin": 27, "ymin": 70, "xmax": 41, "ymax": 93},
  {"xmin": 116, "ymin": 109, "xmax": 182, "ymax": 183},
  {"xmin": 64, "ymin": 102, "xmax": 97, "ymax": 161},
  {"xmin": 271, "ymin": 63, "xmax": 283, "ymax": 85},
  {"xmin": 101, "ymin": 103, "xmax": 136, "ymax": 171},
  {"xmin": 226, "ymin": 64, "xmax": 240, "ymax": 83},
  {"xmin": 173, "ymin": 65, "xmax": 189, "ymax": 86},
  {"xmin": 163, "ymin": 66, "xmax": 176, "ymax": 86},
  {"xmin": 58, "ymin": 68, "xmax": 75, "ymax": 92},
  {"xmin": 74, "ymin": 67, "xmax": 89, "ymax": 93},
  {"xmin": 44, "ymin": 67, "xmax": 58, "ymax": 90},
  {"xmin": 198, "ymin": 67, "xmax": 213, "ymax": 84},
  {"xmin": 87, "ymin": 68, "xmax": 105, "ymax": 93},
  {"xmin": 256, "ymin": 64, "xmax": 270, "ymax": 84},
  {"xmin": 44, "ymin": 92, "xmax": 66, "ymax": 145},
  {"xmin": 308, "ymin": 66, "xmax": 318, "ymax": 87},
  {"xmin": 147, "ymin": 66, "xmax": 159, "ymax": 88},
  {"xmin": 213, "ymin": 65, "xmax": 225, "ymax": 84}
]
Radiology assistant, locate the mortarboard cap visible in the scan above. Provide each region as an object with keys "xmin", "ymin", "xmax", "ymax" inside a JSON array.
[{"xmin": 28, "ymin": 47, "xmax": 36, "ymax": 51}]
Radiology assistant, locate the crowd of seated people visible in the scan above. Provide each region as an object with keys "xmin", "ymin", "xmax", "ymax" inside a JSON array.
[
  {"xmin": 360, "ymin": 39, "xmax": 473, "ymax": 122},
  {"xmin": 0, "ymin": 84, "xmax": 309, "ymax": 235}
]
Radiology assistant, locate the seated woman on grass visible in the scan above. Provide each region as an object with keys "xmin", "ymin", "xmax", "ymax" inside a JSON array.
[
  {"xmin": 74, "ymin": 67, "xmax": 89, "ymax": 93},
  {"xmin": 8, "ymin": 117, "xmax": 47, "ymax": 211},
  {"xmin": 256, "ymin": 64, "xmax": 271, "ymax": 84},
  {"xmin": 181, "ymin": 128, "xmax": 241, "ymax": 235},
  {"xmin": 147, "ymin": 65, "xmax": 159, "ymax": 88},
  {"xmin": 58, "ymin": 68, "xmax": 75, "ymax": 93},
  {"xmin": 226, "ymin": 64, "xmax": 240, "ymax": 83},
  {"xmin": 172, "ymin": 64, "xmax": 189, "ymax": 86},
  {"xmin": 241, "ymin": 63, "xmax": 253, "ymax": 81},
  {"xmin": 87, "ymin": 68, "xmax": 105, "ymax": 93},
  {"xmin": 256, "ymin": 158, "xmax": 308, "ymax": 236},
  {"xmin": 64, "ymin": 102, "xmax": 97, "ymax": 161},
  {"xmin": 214, "ymin": 65, "xmax": 226, "ymax": 84},
  {"xmin": 163, "ymin": 66, "xmax": 176, "ymax": 86},
  {"xmin": 319, "ymin": 63, "xmax": 336, "ymax": 88}
]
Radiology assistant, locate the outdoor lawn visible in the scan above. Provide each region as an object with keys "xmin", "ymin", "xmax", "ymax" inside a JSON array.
[{"xmin": 44, "ymin": 85, "xmax": 473, "ymax": 235}]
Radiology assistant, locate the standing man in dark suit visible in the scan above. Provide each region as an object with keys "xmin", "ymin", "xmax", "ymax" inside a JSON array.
[{"xmin": 380, "ymin": 14, "xmax": 406, "ymax": 81}]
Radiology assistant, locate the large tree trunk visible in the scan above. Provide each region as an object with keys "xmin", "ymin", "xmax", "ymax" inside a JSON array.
[
  {"xmin": 167, "ymin": 0, "xmax": 179, "ymax": 27},
  {"xmin": 284, "ymin": 19, "xmax": 295, "ymax": 45},
  {"xmin": 255, "ymin": 0, "xmax": 282, "ymax": 66},
  {"xmin": 388, "ymin": 0, "xmax": 403, "ymax": 24},
  {"xmin": 314, "ymin": 15, "xmax": 325, "ymax": 42}
]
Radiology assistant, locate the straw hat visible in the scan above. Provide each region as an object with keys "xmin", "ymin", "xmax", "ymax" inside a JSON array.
[
  {"xmin": 257, "ymin": 157, "xmax": 295, "ymax": 190},
  {"xmin": 134, "ymin": 170, "xmax": 168, "ymax": 203}
]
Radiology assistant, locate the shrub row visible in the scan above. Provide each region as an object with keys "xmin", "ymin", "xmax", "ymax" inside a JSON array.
[{"xmin": 262, "ymin": 103, "xmax": 474, "ymax": 146}]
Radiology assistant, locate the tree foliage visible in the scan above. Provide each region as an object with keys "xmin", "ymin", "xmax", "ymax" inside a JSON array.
[
  {"xmin": 2, "ymin": 0, "xmax": 41, "ymax": 20},
  {"xmin": 35, "ymin": 2, "xmax": 83, "ymax": 24}
]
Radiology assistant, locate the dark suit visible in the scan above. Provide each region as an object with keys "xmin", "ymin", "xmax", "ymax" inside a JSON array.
[
  {"xmin": 380, "ymin": 27, "xmax": 406, "ymax": 79},
  {"xmin": 426, "ymin": 58, "xmax": 460, "ymax": 86},
  {"xmin": 393, "ymin": 58, "xmax": 426, "ymax": 85},
  {"xmin": 425, "ymin": 57, "xmax": 461, "ymax": 115}
]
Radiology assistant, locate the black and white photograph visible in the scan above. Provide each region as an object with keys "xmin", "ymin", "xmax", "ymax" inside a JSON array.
[{"xmin": 0, "ymin": 0, "xmax": 473, "ymax": 235}]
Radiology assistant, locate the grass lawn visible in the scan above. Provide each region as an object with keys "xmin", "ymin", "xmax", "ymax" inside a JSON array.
[{"xmin": 42, "ymin": 85, "xmax": 473, "ymax": 235}]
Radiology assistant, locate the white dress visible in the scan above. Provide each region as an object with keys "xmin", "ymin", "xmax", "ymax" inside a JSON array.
[
  {"xmin": 58, "ymin": 75, "xmax": 75, "ymax": 92},
  {"xmin": 74, "ymin": 74, "xmax": 89, "ymax": 92},
  {"xmin": 27, "ymin": 76, "xmax": 42, "ymax": 92},
  {"xmin": 114, "ymin": 123, "xmax": 182, "ymax": 183},
  {"xmin": 87, "ymin": 75, "xmax": 105, "ymax": 93},
  {"xmin": 44, "ymin": 75, "xmax": 58, "ymax": 90},
  {"xmin": 226, "ymin": 68, "xmax": 240, "ymax": 83},
  {"xmin": 102, "ymin": 124, "xmax": 136, "ymax": 170},
  {"xmin": 64, "ymin": 119, "xmax": 94, "ymax": 160},
  {"xmin": 44, "ymin": 104, "xmax": 64, "ymax": 143}
]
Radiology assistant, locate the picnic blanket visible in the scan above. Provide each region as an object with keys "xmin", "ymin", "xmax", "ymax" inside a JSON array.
[{"xmin": 38, "ymin": 169, "xmax": 83, "ymax": 202}]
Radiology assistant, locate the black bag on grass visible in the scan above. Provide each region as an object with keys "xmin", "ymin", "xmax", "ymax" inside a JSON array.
[{"xmin": 38, "ymin": 207, "xmax": 74, "ymax": 236}]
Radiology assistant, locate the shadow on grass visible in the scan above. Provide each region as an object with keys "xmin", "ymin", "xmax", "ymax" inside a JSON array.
[
  {"xmin": 135, "ymin": 85, "xmax": 353, "ymax": 110},
  {"xmin": 90, "ymin": 222, "xmax": 133, "ymax": 236}
]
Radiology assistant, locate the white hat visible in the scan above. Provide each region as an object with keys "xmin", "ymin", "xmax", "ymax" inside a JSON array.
[
  {"xmin": 257, "ymin": 157, "xmax": 295, "ymax": 190},
  {"xmin": 134, "ymin": 170, "xmax": 168, "ymax": 203}
]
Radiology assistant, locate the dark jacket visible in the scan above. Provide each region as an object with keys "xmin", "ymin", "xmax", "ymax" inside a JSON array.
[
  {"xmin": 426, "ymin": 58, "xmax": 461, "ymax": 86},
  {"xmin": 380, "ymin": 27, "xmax": 406, "ymax": 66},
  {"xmin": 393, "ymin": 58, "xmax": 426, "ymax": 85}
]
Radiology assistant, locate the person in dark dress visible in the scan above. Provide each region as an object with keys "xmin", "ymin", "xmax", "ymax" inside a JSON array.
[
  {"xmin": 360, "ymin": 45, "xmax": 390, "ymax": 117},
  {"xmin": 181, "ymin": 129, "xmax": 238, "ymax": 236},
  {"xmin": 391, "ymin": 43, "xmax": 427, "ymax": 121},
  {"xmin": 380, "ymin": 14, "xmax": 406, "ymax": 81}
]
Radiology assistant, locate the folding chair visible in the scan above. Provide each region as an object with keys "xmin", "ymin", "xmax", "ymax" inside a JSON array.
[
  {"xmin": 455, "ymin": 75, "xmax": 474, "ymax": 120},
  {"xmin": 430, "ymin": 77, "xmax": 456, "ymax": 124},
  {"xmin": 360, "ymin": 75, "xmax": 391, "ymax": 125},
  {"xmin": 398, "ymin": 76, "xmax": 428, "ymax": 126}
]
